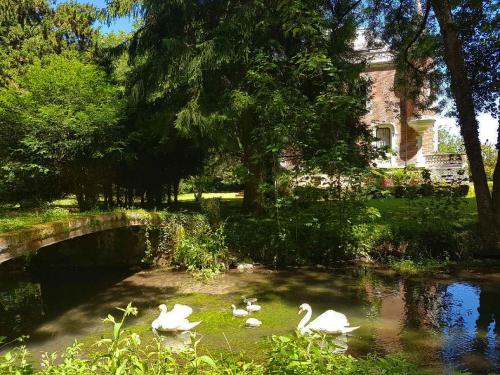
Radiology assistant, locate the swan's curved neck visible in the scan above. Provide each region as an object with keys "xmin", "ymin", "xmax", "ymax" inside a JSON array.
[{"xmin": 298, "ymin": 306, "xmax": 312, "ymax": 330}]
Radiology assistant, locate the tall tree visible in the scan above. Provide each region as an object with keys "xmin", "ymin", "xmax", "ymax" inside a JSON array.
[
  {"xmin": 118, "ymin": 0, "xmax": 371, "ymax": 213},
  {"xmin": 0, "ymin": 0, "xmax": 101, "ymax": 86},
  {"xmin": 367, "ymin": 0, "xmax": 499, "ymax": 249}
]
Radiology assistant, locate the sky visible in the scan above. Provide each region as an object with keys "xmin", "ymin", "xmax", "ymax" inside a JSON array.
[{"xmin": 65, "ymin": 0, "xmax": 498, "ymax": 145}]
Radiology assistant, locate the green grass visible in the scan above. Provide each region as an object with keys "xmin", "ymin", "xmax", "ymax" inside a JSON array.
[
  {"xmin": 467, "ymin": 180, "xmax": 493, "ymax": 199},
  {"xmin": 0, "ymin": 187, "xmax": 480, "ymax": 235},
  {"xmin": 366, "ymin": 196, "xmax": 477, "ymax": 226},
  {"xmin": 177, "ymin": 192, "xmax": 242, "ymax": 202}
]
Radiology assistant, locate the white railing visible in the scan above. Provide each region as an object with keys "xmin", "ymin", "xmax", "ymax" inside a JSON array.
[{"xmin": 426, "ymin": 153, "xmax": 466, "ymax": 167}]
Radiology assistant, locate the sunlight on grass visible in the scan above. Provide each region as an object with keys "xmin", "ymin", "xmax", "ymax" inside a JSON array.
[{"xmin": 177, "ymin": 192, "xmax": 242, "ymax": 202}]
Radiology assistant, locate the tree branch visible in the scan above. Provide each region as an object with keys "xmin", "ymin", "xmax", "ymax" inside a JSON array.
[{"xmin": 403, "ymin": 0, "xmax": 431, "ymax": 74}]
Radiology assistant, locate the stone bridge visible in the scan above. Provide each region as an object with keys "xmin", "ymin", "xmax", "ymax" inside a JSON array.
[{"xmin": 0, "ymin": 211, "xmax": 161, "ymax": 265}]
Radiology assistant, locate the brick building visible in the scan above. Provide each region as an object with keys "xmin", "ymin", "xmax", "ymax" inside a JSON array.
[
  {"xmin": 284, "ymin": 30, "xmax": 467, "ymax": 184},
  {"xmin": 355, "ymin": 29, "xmax": 439, "ymax": 168}
]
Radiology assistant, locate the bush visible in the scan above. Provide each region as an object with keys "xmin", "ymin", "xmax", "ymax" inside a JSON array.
[
  {"xmin": 369, "ymin": 168, "xmax": 469, "ymax": 199},
  {"xmin": 0, "ymin": 304, "xmax": 435, "ymax": 375},
  {"xmin": 226, "ymin": 202, "xmax": 383, "ymax": 265},
  {"xmin": 144, "ymin": 211, "xmax": 229, "ymax": 279}
]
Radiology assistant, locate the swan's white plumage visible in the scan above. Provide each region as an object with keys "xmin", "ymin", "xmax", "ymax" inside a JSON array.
[
  {"xmin": 246, "ymin": 301, "xmax": 261, "ymax": 312},
  {"xmin": 245, "ymin": 318, "xmax": 262, "ymax": 327},
  {"xmin": 171, "ymin": 304, "xmax": 193, "ymax": 319},
  {"xmin": 297, "ymin": 303, "xmax": 359, "ymax": 334},
  {"xmin": 231, "ymin": 304, "xmax": 249, "ymax": 317},
  {"xmin": 151, "ymin": 304, "xmax": 201, "ymax": 334}
]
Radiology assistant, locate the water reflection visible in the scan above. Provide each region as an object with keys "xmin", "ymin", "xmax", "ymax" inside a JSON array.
[
  {"xmin": 441, "ymin": 282, "xmax": 480, "ymax": 369},
  {"xmin": 441, "ymin": 282, "xmax": 500, "ymax": 373},
  {"xmin": 158, "ymin": 331, "xmax": 193, "ymax": 352},
  {"xmin": 1, "ymin": 264, "xmax": 499, "ymax": 373},
  {"xmin": 360, "ymin": 275, "xmax": 500, "ymax": 373}
]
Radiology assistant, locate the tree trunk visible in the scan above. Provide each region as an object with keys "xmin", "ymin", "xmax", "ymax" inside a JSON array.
[
  {"xmin": 431, "ymin": 0, "xmax": 499, "ymax": 249},
  {"xmin": 492, "ymin": 145, "xmax": 500, "ymax": 224},
  {"xmin": 240, "ymin": 110, "xmax": 265, "ymax": 214},
  {"xmin": 173, "ymin": 178, "xmax": 180, "ymax": 203}
]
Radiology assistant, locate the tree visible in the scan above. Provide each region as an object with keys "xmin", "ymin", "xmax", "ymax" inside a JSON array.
[
  {"xmin": 482, "ymin": 143, "xmax": 497, "ymax": 182},
  {"xmin": 119, "ymin": 0, "xmax": 371, "ymax": 214},
  {"xmin": 0, "ymin": 0, "xmax": 101, "ymax": 86},
  {"xmin": 431, "ymin": 0, "xmax": 499, "ymax": 248},
  {"xmin": 438, "ymin": 125, "xmax": 465, "ymax": 153},
  {"xmin": 0, "ymin": 54, "xmax": 125, "ymax": 209},
  {"xmin": 367, "ymin": 0, "xmax": 499, "ymax": 249}
]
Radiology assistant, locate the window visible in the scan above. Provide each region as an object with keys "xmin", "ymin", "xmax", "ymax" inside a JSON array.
[{"xmin": 375, "ymin": 127, "xmax": 391, "ymax": 148}]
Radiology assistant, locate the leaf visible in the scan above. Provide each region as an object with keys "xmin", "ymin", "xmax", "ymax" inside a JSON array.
[
  {"xmin": 196, "ymin": 355, "xmax": 217, "ymax": 368},
  {"xmin": 113, "ymin": 322, "xmax": 123, "ymax": 340}
]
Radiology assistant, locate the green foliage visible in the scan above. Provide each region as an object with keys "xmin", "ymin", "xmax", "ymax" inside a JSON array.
[
  {"xmin": 227, "ymin": 170, "xmax": 383, "ymax": 265},
  {"xmin": 181, "ymin": 152, "xmax": 244, "ymax": 197},
  {"xmin": 0, "ymin": 303, "xmax": 434, "ymax": 374},
  {"xmin": 482, "ymin": 142, "xmax": 497, "ymax": 181},
  {"xmin": 438, "ymin": 126, "xmax": 465, "ymax": 153},
  {"xmin": 0, "ymin": 0, "xmax": 101, "ymax": 86},
  {"xmin": 266, "ymin": 334, "xmax": 428, "ymax": 375},
  {"xmin": 0, "ymin": 54, "xmax": 125, "ymax": 209},
  {"xmin": 144, "ymin": 211, "xmax": 228, "ymax": 279},
  {"xmin": 126, "ymin": 0, "xmax": 372, "ymax": 211}
]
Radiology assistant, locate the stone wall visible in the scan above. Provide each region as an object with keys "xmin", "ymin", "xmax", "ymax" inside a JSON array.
[{"xmin": 0, "ymin": 211, "xmax": 161, "ymax": 264}]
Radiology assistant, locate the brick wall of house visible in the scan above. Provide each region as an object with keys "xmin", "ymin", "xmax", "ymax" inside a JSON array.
[
  {"xmin": 363, "ymin": 66, "xmax": 400, "ymax": 126},
  {"xmin": 362, "ymin": 64, "xmax": 436, "ymax": 166}
]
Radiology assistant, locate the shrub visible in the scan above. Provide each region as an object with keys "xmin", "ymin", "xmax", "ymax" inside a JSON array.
[
  {"xmin": 226, "ymin": 202, "xmax": 384, "ymax": 265},
  {"xmin": 144, "ymin": 211, "xmax": 229, "ymax": 279}
]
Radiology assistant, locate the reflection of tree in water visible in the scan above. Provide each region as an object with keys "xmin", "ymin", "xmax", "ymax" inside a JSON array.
[
  {"xmin": 475, "ymin": 283, "xmax": 500, "ymax": 372},
  {"xmin": 402, "ymin": 279, "xmax": 445, "ymax": 331},
  {"xmin": 440, "ymin": 282, "xmax": 500, "ymax": 373},
  {"xmin": 358, "ymin": 273, "xmax": 384, "ymax": 320},
  {"xmin": 0, "ymin": 282, "xmax": 43, "ymax": 339}
]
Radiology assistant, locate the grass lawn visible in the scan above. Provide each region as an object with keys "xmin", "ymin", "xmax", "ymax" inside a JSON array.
[
  {"xmin": 366, "ymin": 195, "xmax": 478, "ymax": 226},
  {"xmin": 177, "ymin": 192, "xmax": 242, "ymax": 201},
  {"xmin": 0, "ymin": 185, "xmax": 482, "ymax": 234}
]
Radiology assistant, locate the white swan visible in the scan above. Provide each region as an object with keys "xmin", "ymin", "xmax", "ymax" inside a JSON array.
[
  {"xmin": 152, "ymin": 304, "xmax": 201, "ymax": 334},
  {"xmin": 246, "ymin": 301, "xmax": 261, "ymax": 312},
  {"xmin": 297, "ymin": 303, "xmax": 359, "ymax": 335},
  {"xmin": 245, "ymin": 318, "xmax": 262, "ymax": 327},
  {"xmin": 231, "ymin": 304, "xmax": 249, "ymax": 317}
]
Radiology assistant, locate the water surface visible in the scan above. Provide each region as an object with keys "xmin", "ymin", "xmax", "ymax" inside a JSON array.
[{"xmin": 1, "ymin": 244, "xmax": 499, "ymax": 374}]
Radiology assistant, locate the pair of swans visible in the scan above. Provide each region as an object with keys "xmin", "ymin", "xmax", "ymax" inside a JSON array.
[
  {"xmin": 232, "ymin": 301, "xmax": 262, "ymax": 315},
  {"xmin": 151, "ymin": 304, "xmax": 201, "ymax": 334},
  {"xmin": 232, "ymin": 296, "xmax": 262, "ymax": 316},
  {"xmin": 297, "ymin": 303, "xmax": 359, "ymax": 335}
]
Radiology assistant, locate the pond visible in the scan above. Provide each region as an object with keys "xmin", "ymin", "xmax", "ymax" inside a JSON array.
[{"xmin": 0, "ymin": 230, "xmax": 499, "ymax": 374}]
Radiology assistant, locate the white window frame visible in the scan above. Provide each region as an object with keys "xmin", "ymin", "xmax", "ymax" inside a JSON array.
[{"xmin": 371, "ymin": 123, "xmax": 399, "ymax": 167}]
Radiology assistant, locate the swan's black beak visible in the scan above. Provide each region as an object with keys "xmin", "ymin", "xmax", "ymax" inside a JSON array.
[{"xmin": 298, "ymin": 308, "xmax": 303, "ymax": 315}]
